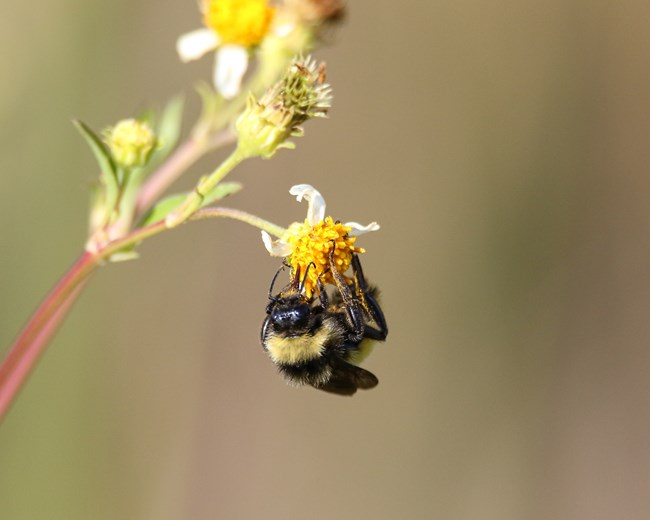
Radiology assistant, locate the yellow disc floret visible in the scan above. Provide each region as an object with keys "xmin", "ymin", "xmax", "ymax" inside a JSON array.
[
  {"xmin": 283, "ymin": 216, "xmax": 365, "ymax": 298},
  {"xmin": 203, "ymin": 0, "xmax": 275, "ymax": 47}
]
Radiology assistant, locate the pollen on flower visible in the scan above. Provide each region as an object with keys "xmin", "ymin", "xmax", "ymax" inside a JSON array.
[
  {"xmin": 283, "ymin": 216, "xmax": 365, "ymax": 298},
  {"xmin": 203, "ymin": 0, "xmax": 275, "ymax": 47}
]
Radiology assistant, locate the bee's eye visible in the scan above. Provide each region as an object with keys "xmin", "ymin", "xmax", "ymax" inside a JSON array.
[{"xmin": 272, "ymin": 303, "xmax": 310, "ymax": 328}]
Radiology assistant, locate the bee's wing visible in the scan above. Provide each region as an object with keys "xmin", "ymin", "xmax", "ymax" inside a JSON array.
[{"xmin": 314, "ymin": 358, "xmax": 379, "ymax": 396}]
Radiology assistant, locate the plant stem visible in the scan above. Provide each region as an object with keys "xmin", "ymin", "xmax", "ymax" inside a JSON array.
[
  {"xmin": 164, "ymin": 147, "xmax": 247, "ymax": 227},
  {"xmin": 135, "ymin": 137, "xmax": 205, "ymax": 218},
  {"xmin": 0, "ymin": 207, "xmax": 283, "ymax": 424},
  {"xmin": 193, "ymin": 207, "xmax": 286, "ymax": 238},
  {"xmin": 0, "ymin": 252, "xmax": 98, "ymax": 423},
  {"xmin": 134, "ymin": 129, "xmax": 235, "ymax": 219}
]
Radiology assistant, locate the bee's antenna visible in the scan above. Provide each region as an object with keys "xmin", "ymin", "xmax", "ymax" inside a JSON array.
[
  {"xmin": 268, "ymin": 264, "xmax": 286, "ymax": 300},
  {"xmin": 299, "ymin": 262, "xmax": 317, "ymax": 294}
]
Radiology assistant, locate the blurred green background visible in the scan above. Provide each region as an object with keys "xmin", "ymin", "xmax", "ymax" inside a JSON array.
[{"xmin": 2, "ymin": 1, "xmax": 650, "ymax": 519}]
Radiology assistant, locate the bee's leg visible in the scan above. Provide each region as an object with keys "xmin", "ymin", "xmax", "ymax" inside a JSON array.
[
  {"xmin": 351, "ymin": 254, "xmax": 369, "ymax": 292},
  {"xmin": 362, "ymin": 325, "xmax": 386, "ymax": 341},
  {"xmin": 328, "ymin": 247, "xmax": 365, "ymax": 341},
  {"xmin": 316, "ymin": 271, "xmax": 330, "ymax": 309},
  {"xmin": 361, "ymin": 295, "xmax": 388, "ymax": 341},
  {"xmin": 289, "ymin": 264, "xmax": 302, "ymax": 291},
  {"xmin": 350, "ymin": 254, "xmax": 372, "ymax": 311},
  {"xmin": 260, "ymin": 315, "xmax": 272, "ymax": 347},
  {"xmin": 352, "ymin": 254, "xmax": 388, "ymax": 341}
]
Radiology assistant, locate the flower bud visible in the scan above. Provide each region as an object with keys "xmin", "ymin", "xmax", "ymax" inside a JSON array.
[{"xmin": 104, "ymin": 119, "xmax": 157, "ymax": 168}]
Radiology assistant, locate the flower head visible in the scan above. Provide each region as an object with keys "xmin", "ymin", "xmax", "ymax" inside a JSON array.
[
  {"xmin": 203, "ymin": 0, "xmax": 274, "ymax": 46},
  {"xmin": 262, "ymin": 185, "xmax": 379, "ymax": 297},
  {"xmin": 177, "ymin": 0, "xmax": 275, "ymax": 99},
  {"xmin": 103, "ymin": 119, "xmax": 157, "ymax": 168},
  {"xmin": 235, "ymin": 55, "xmax": 332, "ymax": 158}
]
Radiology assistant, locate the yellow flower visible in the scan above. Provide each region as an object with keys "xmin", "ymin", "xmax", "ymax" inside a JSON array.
[
  {"xmin": 177, "ymin": 0, "xmax": 275, "ymax": 99},
  {"xmin": 203, "ymin": 0, "xmax": 274, "ymax": 46},
  {"xmin": 262, "ymin": 185, "xmax": 379, "ymax": 297}
]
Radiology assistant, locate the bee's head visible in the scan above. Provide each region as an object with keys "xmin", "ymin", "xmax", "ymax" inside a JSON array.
[
  {"xmin": 266, "ymin": 263, "xmax": 317, "ymax": 332},
  {"xmin": 268, "ymin": 295, "xmax": 311, "ymax": 331}
]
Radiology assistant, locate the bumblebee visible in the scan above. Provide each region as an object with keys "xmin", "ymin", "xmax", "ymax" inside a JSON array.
[{"xmin": 261, "ymin": 251, "xmax": 387, "ymax": 395}]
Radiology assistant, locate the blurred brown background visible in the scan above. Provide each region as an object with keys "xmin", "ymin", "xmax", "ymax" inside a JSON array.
[{"xmin": 2, "ymin": 1, "xmax": 650, "ymax": 519}]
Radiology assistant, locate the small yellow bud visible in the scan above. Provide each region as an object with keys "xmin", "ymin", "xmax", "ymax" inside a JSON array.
[{"xmin": 104, "ymin": 119, "xmax": 157, "ymax": 168}]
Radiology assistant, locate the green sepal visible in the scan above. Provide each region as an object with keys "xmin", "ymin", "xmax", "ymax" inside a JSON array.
[
  {"xmin": 139, "ymin": 181, "xmax": 243, "ymax": 226},
  {"xmin": 73, "ymin": 119, "xmax": 119, "ymax": 227}
]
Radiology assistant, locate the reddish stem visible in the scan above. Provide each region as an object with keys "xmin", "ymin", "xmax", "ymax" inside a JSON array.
[
  {"xmin": 0, "ymin": 204, "xmax": 266, "ymax": 424},
  {"xmin": 0, "ymin": 252, "xmax": 98, "ymax": 422}
]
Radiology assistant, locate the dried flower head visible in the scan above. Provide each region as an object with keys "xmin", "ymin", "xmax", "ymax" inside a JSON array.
[{"xmin": 235, "ymin": 55, "xmax": 332, "ymax": 158}]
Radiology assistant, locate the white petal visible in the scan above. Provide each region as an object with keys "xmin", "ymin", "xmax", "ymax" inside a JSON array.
[
  {"xmin": 345, "ymin": 221, "xmax": 380, "ymax": 236},
  {"xmin": 177, "ymin": 28, "xmax": 219, "ymax": 62},
  {"xmin": 273, "ymin": 21, "xmax": 295, "ymax": 38},
  {"xmin": 289, "ymin": 184, "xmax": 326, "ymax": 225},
  {"xmin": 214, "ymin": 45, "xmax": 248, "ymax": 99},
  {"xmin": 262, "ymin": 231, "xmax": 294, "ymax": 257}
]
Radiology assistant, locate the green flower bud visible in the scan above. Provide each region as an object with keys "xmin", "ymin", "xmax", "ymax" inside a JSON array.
[{"xmin": 104, "ymin": 119, "xmax": 157, "ymax": 168}]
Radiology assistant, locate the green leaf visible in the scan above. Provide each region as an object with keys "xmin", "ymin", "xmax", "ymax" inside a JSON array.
[
  {"xmin": 201, "ymin": 181, "xmax": 244, "ymax": 206},
  {"xmin": 138, "ymin": 193, "xmax": 186, "ymax": 227},
  {"xmin": 137, "ymin": 107, "xmax": 157, "ymax": 128},
  {"xmin": 73, "ymin": 119, "xmax": 116, "ymax": 182},
  {"xmin": 196, "ymin": 82, "xmax": 220, "ymax": 114},
  {"xmin": 73, "ymin": 119, "xmax": 119, "ymax": 225},
  {"xmin": 108, "ymin": 249, "xmax": 140, "ymax": 263},
  {"xmin": 139, "ymin": 94, "xmax": 185, "ymax": 172},
  {"xmin": 156, "ymin": 94, "xmax": 185, "ymax": 156},
  {"xmin": 138, "ymin": 181, "xmax": 243, "ymax": 226}
]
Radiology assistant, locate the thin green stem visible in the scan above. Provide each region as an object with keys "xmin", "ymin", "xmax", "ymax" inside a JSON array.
[
  {"xmin": 164, "ymin": 147, "xmax": 247, "ymax": 227},
  {"xmin": 103, "ymin": 205, "xmax": 286, "ymax": 258},
  {"xmin": 193, "ymin": 207, "xmax": 286, "ymax": 237}
]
